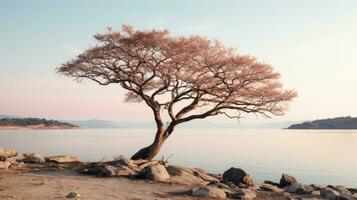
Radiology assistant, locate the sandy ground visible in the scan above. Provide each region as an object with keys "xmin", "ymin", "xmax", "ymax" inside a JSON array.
[
  {"xmin": 0, "ymin": 168, "xmax": 208, "ymax": 200},
  {"xmin": 0, "ymin": 167, "xmax": 291, "ymax": 200}
]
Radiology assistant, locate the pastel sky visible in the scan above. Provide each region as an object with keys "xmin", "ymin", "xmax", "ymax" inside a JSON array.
[{"xmin": 1, "ymin": 0, "xmax": 357, "ymax": 123}]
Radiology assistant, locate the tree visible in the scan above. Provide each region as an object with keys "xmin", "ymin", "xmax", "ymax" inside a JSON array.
[{"xmin": 57, "ymin": 25, "xmax": 297, "ymax": 160}]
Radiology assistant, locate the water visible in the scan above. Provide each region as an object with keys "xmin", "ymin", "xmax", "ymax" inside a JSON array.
[{"xmin": 0, "ymin": 128, "xmax": 356, "ymax": 187}]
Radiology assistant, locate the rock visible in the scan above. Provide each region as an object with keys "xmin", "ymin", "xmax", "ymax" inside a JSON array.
[
  {"xmin": 169, "ymin": 173, "xmax": 209, "ymax": 186},
  {"xmin": 96, "ymin": 164, "xmax": 136, "ymax": 177},
  {"xmin": 6, "ymin": 154, "xmax": 25, "ymax": 163},
  {"xmin": 0, "ymin": 161, "xmax": 11, "ymax": 169},
  {"xmin": 166, "ymin": 165, "xmax": 210, "ymax": 186},
  {"xmin": 222, "ymin": 167, "xmax": 254, "ymax": 187},
  {"xmin": 264, "ymin": 180, "xmax": 282, "ymax": 187},
  {"xmin": 0, "ymin": 147, "xmax": 17, "ymax": 160},
  {"xmin": 191, "ymin": 186, "xmax": 226, "ymax": 199},
  {"xmin": 285, "ymin": 183, "xmax": 314, "ymax": 194},
  {"xmin": 96, "ymin": 165, "xmax": 118, "ymax": 177},
  {"xmin": 348, "ymin": 188, "xmax": 357, "ymax": 194},
  {"xmin": 260, "ymin": 183, "xmax": 283, "ymax": 192},
  {"xmin": 193, "ymin": 167, "xmax": 208, "ymax": 175},
  {"xmin": 143, "ymin": 164, "xmax": 170, "ymax": 182},
  {"xmin": 280, "ymin": 173, "xmax": 298, "ymax": 187},
  {"xmin": 321, "ymin": 188, "xmax": 340, "ymax": 200},
  {"xmin": 46, "ymin": 155, "xmax": 80, "ymax": 163},
  {"xmin": 340, "ymin": 193, "xmax": 357, "ymax": 200},
  {"xmin": 231, "ymin": 188, "xmax": 257, "ymax": 200},
  {"xmin": 311, "ymin": 190, "xmax": 321, "ymax": 195},
  {"xmin": 21, "ymin": 153, "xmax": 45, "ymax": 163},
  {"xmin": 66, "ymin": 192, "xmax": 81, "ymax": 198},
  {"xmin": 191, "ymin": 169, "xmax": 219, "ymax": 183},
  {"xmin": 248, "ymin": 183, "xmax": 260, "ymax": 190},
  {"xmin": 214, "ymin": 182, "xmax": 234, "ymax": 195},
  {"xmin": 328, "ymin": 185, "xmax": 351, "ymax": 194},
  {"xmin": 310, "ymin": 184, "xmax": 326, "ymax": 190}
]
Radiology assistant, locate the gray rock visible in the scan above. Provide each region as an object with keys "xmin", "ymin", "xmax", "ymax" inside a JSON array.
[
  {"xmin": 285, "ymin": 183, "xmax": 314, "ymax": 194},
  {"xmin": 280, "ymin": 173, "xmax": 298, "ymax": 186},
  {"xmin": 321, "ymin": 188, "xmax": 340, "ymax": 200},
  {"xmin": 46, "ymin": 155, "xmax": 80, "ymax": 163},
  {"xmin": 222, "ymin": 167, "xmax": 254, "ymax": 187},
  {"xmin": 66, "ymin": 192, "xmax": 81, "ymax": 198},
  {"xmin": 191, "ymin": 186, "xmax": 226, "ymax": 199},
  {"xmin": 143, "ymin": 164, "xmax": 170, "ymax": 182},
  {"xmin": 260, "ymin": 183, "xmax": 283, "ymax": 192},
  {"xmin": 22, "ymin": 153, "xmax": 45, "ymax": 163},
  {"xmin": 0, "ymin": 161, "xmax": 11, "ymax": 169},
  {"xmin": 340, "ymin": 193, "xmax": 357, "ymax": 200},
  {"xmin": 231, "ymin": 188, "xmax": 257, "ymax": 200}
]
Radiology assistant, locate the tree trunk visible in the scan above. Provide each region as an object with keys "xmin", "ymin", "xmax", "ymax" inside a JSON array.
[
  {"xmin": 131, "ymin": 130, "xmax": 168, "ymax": 160},
  {"xmin": 131, "ymin": 122, "xmax": 175, "ymax": 160}
]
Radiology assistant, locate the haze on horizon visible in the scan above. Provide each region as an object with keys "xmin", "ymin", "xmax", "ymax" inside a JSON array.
[{"xmin": 1, "ymin": 0, "xmax": 357, "ymax": 123}]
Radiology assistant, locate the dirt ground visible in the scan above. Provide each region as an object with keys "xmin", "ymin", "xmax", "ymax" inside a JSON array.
[
  {"xmin": 0, "ymin": 168, "xmax": 199, "ymax": 200},
  {"xmin": 0, "ymin": 167, "xmax": 293, "ymax": 200}
]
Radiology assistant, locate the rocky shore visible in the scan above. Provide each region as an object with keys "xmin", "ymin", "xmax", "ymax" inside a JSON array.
[{"xmin": 1, "ymin": 147, "xmax": 356, "ymax": 200}]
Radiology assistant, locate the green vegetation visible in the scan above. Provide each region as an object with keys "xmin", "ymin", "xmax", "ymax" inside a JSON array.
[
  {"xmin": 287, "ymin": 116, "xmax": 357, "ymax": 129},
  {"xmin": 0, "ymin": 118, "xmax": 78, "ymax": 128}
]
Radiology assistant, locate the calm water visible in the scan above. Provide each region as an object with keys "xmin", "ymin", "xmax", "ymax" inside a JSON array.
[{"xmin": 0, "ymin": 129, "xmax": 356, "ymax": 187}]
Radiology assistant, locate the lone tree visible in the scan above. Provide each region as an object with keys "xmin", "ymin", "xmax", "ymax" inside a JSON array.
[{"xmin": 58, "ymin": 25, "xmax": 297, "ymax": 160}]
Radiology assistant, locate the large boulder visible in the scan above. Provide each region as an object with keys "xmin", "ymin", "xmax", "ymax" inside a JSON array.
[
  {"xmin": 46, "ymin": 155, "xmax": 80, "ymax": 163},
  {"xmin": 231, "ymin": 188, "xmax": 257, "ymax": 200},
  {"xmin": 222, "ymin": 167, "xmax": 253, "ymax": 187},
  {"xmin": 143, "ymin": 164, "xmax": 170, "ymax": 182},
  {"xmin": 0, "ymin": 161, "xmax": 11, "ymax": 169},
  {"xmin": 285, "ymin": 183, "xmax": 314, "ymax": 194},
  {"xmin": 280, "ymin": 173, "xmax": 297, "ymax": 186},
  {"xmin": 191, "ymin": 186, "xmax": 226, "ymax": 199},
  {"xmin": 22, "ymin": 153, "xmax": 45, "ymax": 163}
]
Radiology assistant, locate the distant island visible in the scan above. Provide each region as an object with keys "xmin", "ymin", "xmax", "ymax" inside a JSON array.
[
  {"xmin": 0, "ymin": 118, "xmax": 79, "ymax": 130},
  {"xmin": 287, "ymin": 116, "xmax": 357, "ymax": 129}
]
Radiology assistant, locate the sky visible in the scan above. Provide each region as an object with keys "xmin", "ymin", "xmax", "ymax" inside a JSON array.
[{"xmin": 0, "ymin": 0, "xmax": 357, "ymax": 123}]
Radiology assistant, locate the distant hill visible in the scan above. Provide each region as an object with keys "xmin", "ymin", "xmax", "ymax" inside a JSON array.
[
  {"xmin": 0, "ymin": 114, "xmax": 17, "ymax": 119},
  {"xmin": 287, "ymin": 116, "xmax": 357, "ymax": 129},
  {"xmin": 67, "ymin": 119, "xmax": 299, "ymax": 129},
  {"xmin": 0, "ymin": 118, "xmax": 79, "ymax": 130},
  {"xmin": 0, "ymin": 114, "xmax": 299, "ymax": 129}
]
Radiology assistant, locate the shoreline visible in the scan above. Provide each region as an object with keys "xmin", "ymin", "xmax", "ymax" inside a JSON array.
[
  {"xmin": 1, "ymin": 147, "xmax": 357, "ymax": 199},
  {"xmin": 0, "ymin": 125, "xmax": 80, "ymax": 130}
]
